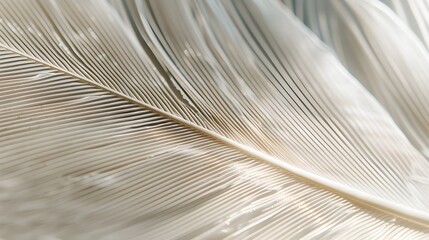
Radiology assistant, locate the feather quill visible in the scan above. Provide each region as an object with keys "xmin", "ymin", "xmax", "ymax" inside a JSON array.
[{"xmin": 0, "ymin": 0, "xmax": 429, "ymax": 239}]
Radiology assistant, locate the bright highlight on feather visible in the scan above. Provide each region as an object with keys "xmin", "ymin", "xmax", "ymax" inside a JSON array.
[
  {"xmin": 0, "ymin": 0, "xmax": 429, "ymax": 239},
  {"xmin": 286, "ymin": 0, "xmax": 429, "ymax": 160}
]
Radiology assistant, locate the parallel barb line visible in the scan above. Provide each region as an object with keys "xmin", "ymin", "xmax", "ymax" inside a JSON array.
[{"xmin": 1, "ymin": 43, "xmax": 429, "ymax": 228}]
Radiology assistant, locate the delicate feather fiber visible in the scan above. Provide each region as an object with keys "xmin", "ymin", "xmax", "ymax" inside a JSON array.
[
  {"xmin": 0, "ymin": 0, "xmax": 429, "ymax": 239},
  {"xmin": 286, "ymin": 0, "xmax": 429, "ymax": 159}
]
